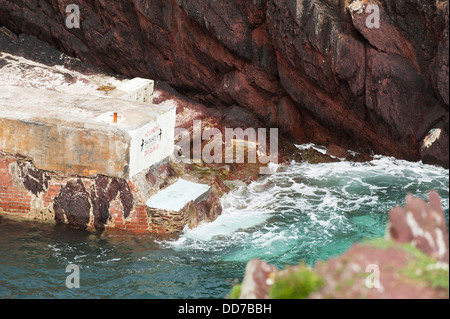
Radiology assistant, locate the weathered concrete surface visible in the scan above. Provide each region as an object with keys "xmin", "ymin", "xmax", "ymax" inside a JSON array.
[
  {"xmin": 0, "ymin": 52, "xmax": 175, "ymax": 179},
  {"xmin": 146, "ymin": 178, "xmax": 211, "ymax": 212},
  {"xmin": 113, "ymin": 77, "xmax": 154, "ymax": 104},
  {"xmin": 0, "ymin": 35, "xmax": 238, "ymax": 235},
  {"xmin": 0, "ymin": 85, "xmax": 175, "ymax": 178},
  {"xmin": 0, "ymin": 39, "xmax": 251, "ymax": 235}
]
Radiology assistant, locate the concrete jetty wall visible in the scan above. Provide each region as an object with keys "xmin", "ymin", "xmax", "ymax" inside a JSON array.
[
  {"xmin": 0, "ymin": 51, "xmax": 225, "ymax": 234},
  {"xmin": 0, "ymin": 84, "xmax": 176, "ymax": 179},
  {"xmin": 0, "ymin": 153, "xmax": 224, "ymax": 234}
]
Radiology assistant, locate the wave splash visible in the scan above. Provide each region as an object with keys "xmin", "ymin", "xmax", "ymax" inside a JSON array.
[{"xmin": 161, "ymin": 150, "xmax": 450, "ymax": 267}]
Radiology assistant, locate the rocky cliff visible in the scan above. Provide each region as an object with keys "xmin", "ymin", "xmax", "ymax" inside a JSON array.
[{"xmin": 0, "ymin": 0, "xmax": 448, "ymax": 167}]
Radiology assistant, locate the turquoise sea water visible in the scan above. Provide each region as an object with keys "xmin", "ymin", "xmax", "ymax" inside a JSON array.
[{"xmin": 0, "ymin": 150, "xmax": 448, "ymax": 299}]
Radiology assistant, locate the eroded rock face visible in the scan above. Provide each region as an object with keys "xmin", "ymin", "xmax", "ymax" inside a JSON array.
[
  {"xmin": 311, "ymin": 243, "xmax": 449, "ymax": 299},
  {"xmin": 146, "ymin": 190, "xmax": 223, "ymax": 234},
  {"xmin": 421, "ymin": 124, "xmax": 450, "ymax": 168},
  {"xmin": 90, "ymin": 175, "xmax": 134, "ymax": 231},
  {"xmin": 16, "ymin": 161, "xmax": 51, "ymax": 197},
  {"xmin": 0, "ymin": 0, "xmax": 448, "ymax": 166}
]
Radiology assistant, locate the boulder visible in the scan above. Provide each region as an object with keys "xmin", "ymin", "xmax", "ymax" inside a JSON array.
[
  {"xmin": 389, "ymin": 191, "xmax": 449, "ymax": 263},
  {"xmin": 300, "ymin": 147, "xmax": 340, "ymax": 164},
  {"xmin": 326, "ymin": 143, "xmax": 350, "ymax": 159}
]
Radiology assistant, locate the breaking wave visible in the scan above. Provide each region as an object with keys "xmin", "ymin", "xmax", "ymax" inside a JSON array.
[{"xmin": 162, "ymin": 150, "xmax": 449, "ymax": 267}]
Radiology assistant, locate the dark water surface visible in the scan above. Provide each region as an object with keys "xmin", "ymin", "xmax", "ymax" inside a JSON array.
[{"xmin": 0, "ymin": 153, "xmax": 448, "ymax": 299}]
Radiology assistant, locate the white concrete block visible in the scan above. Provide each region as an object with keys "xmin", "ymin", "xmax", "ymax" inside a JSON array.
[
  {"xmin": 0, "ymin": 84, "xmax": 175, "ymax": 179},
  {"xmin": 128, "ymin": 107, "xmax": 176, "ymax": 178},
  {"xmin": 115, "ymin": 77, "xmax": 154, "ymax": 104},
  {"xmin": 146, "ymin": 179, "xmax": 212, "ymax": 212},
  {"xmin": 0, "ymin": 54, "xmax": 173, "ymax": 179}
]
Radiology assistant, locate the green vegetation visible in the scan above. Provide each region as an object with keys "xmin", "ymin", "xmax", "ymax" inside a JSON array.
[
  {"xmin": 400, "ymin": 245, "xmax": 449, "ymax": 294},
  {"xmin": 269, "ymin": 263, "xmax": 325, "ymax": 299},
  {"xmin": 362, "ymin": 237, "xmax": 395, "ymax": 250},
  {"xmin": 229, "ymin": 284, "xmax": 242, "ymax": 299}
]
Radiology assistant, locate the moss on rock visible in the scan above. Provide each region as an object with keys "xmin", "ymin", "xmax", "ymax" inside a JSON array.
[
  {"xmin": 269, "ymin": 263, "xmax": 325, "ymax": 299},
  {"xmin": 229, "ymin": 284, "xmax": 242, "ymax": 299},
  {"xmin": 300, "ymin": 147, "xmax": 340, "ymax": 164}
]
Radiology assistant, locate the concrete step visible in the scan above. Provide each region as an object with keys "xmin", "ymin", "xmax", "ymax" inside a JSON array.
[{"xmin": 146, "ymin": 178, "xmax": 212, "ymax": 212}]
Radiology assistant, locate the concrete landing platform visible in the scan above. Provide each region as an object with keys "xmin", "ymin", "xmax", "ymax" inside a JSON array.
[
  {"xmin": 0, "ymin": 52, "xmax": 175, "ymax": 179},
  {"xmin": 0, "ymin": 38, "xmax": 224, "ymax": 235},
  {"xmin": 146, "ymin": 179, "xmax": 212, "ymax": 212}
]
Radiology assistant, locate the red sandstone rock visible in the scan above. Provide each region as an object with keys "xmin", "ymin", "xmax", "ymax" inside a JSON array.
[
  {"xmin": 312, "ymin": 244, "xmax": 448, "ymax": 299},
  {"xmin": 421, "ymin": 123, "xmax": 450, "ymax": 169},
  {"xmin": 349, "ymin": 0, "xmax": 418, "ymax": 68},
  {"xmin": 389, "ymin": 191, "xmax": 449, "ymax": 263},
  {"xmin": 431, "ymin": 3, "xmax": 449, "ymax": 107},
  {"xmin": 326, "ymin": 143, "xmax": 349, "ymax": 159},
  {"xmin": 0, "ymin": 0, "xmax": 447, "ymax": 167},
  {"xmin": 239, "ymin": 259, "xmax": 277, "ymax": 299}
]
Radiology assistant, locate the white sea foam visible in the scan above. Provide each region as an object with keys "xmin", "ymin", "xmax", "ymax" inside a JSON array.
[{"xmin": 163, "ymin": 145, "xmax": 449, "ymax": 265}]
